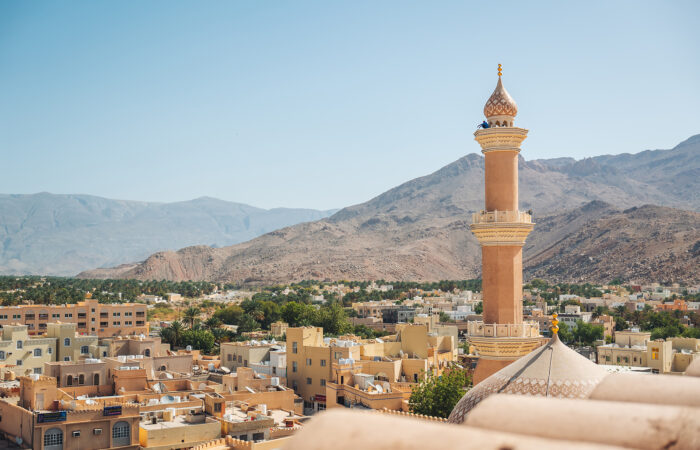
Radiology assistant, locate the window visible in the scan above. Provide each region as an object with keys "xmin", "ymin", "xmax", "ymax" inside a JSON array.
[
  {"xmin": 78, "ymin": 374, "xmax": 85, "ymax": 385},
  {"xmin": 320, "ymin": 359, "xmax": 326, "ymax": 367},
  {"xmin": 113, "ymin": 322, "xmax": 121, "ymax": 326},
  {"xmin": 306, "ymin": 358, "xmax": 312, "ymax": 366},
  {"xmin": 64, "ymin": 356, "xmax": 71, "ymax": 362},
  {"xmin": 144, "ymin": 348, "xmax": 150, "ymax": 357},
  {"xmin": 52, "ymin": 314, "xmax": 60, "ymax": 319},
  {"xmin": 0, "ymin": 315, "xmax": 6, "ymax": 320},
  {"xmin": 34, "ymin": 348, "xmax": 42, "ymax": 357},
  {"xmin": 292, "ymin": 362, "xmax": 298, "ymax": 373},
  {"xmin": 16, "ymin": 341, "xmax": 23, "ymax": 349},
  {"xmin": 0, "ymin": 351, "xmax": 4, "ymax": 360},
  {"xmin": 33, "ymin": 367, "xmax": 42, "ymax": 374},
  {"xmin": 320, "ymin": 379, "xmax": 326, "ymax": 386},
  {"xmin": 306, "ymin": 377, "xmax": 312, "ymax": 385},
  {"xmin": 66, "ymin": 375, "xmax": 73, "ymax": 386},
  {"xmin": 113, "ymin": 312, "xmax": 120, "ymax": 317},
  {"xmin": 12, "ymin": 314, "xmax": 20, "ymax": 320},
  {"xmin": 44, "ymin": 428, "xmax": 63, "ymax": 448},
  {"xmin": 292, "ymin": 342, "xmax": 298, "ymax": 354},
  {"xmin": 16, "ymin": 360, "xmax": 22, "ymax": 366},
  {"xmin": 48, "ymin": 347, "xmax": 53, "ymax": 355},
  {"xmin": 136, "ymin": 321, "xmax": 144, "ymax": 326},
  {"xmin": 292, "ymin": 381, "xmax": 297, "ymax": 390},
  {"xmin": 238, "ymin": 355, "xmax": 242, "ymax": 363},
  {"xmin": 124, "ymin": 321, "xmax": 132, "ymax": 326},
  {"xmin": 64, "ymin": 313, "xmax": 72, "ymax": 318},
  {"xmin": 227, "ymin": 354, "xmax": 232, "ymax": 361},
  {"xmin": 214, "ymin": 402, "xmax": 222, "ymax": 412},
  {"xmin": 334, "ymin": 352, "xmax": 341, "ymax": 359},
  {"xmin": 80, "ymin": 346, "xmax": 89, "ymax": 354},
  {"xmin": 112, "ymin": 421, "xmax": 130, "ymax": 446},
  {"xmin": 94, "ymin": 373, "xmax": 100, "ymax": 385},
  {"xmin": 652, "ymin": 350, "xmax": 659, "ymax": 360},
  {"xmin": 64, "ymin": 338, "xmax": 71, "ymax": 347}
]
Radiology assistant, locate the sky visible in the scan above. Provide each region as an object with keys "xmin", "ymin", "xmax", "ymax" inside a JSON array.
[{"xmin": 1, "ymin": 1, "xmax": 699, "ymax": 210}]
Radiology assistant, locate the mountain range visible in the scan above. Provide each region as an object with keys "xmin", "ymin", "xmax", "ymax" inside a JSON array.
[
  {"xmin": 0, "ymin": 194, "xmax": 335, "ymax": 276},
  {"xmin": 77, "ymin": 134, "xmax": 700, "ymax": 284}
]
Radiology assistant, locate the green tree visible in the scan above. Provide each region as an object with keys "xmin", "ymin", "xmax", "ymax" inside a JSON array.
[
  {"xmin": 180, "ymin": 329, "xmax": 216, "ymax": 353},
  {"xmin": 572, "ymin": 321, "xmax": 604, "ymax": 346},
  {"xmin": 474, "ymin": 302, "xmax": 483, "ymax": 314},
  {"xmin": 183, "ymin": 306, "xmax": 201, "ymax": 329},
  {"xmin": 409, "ymin": 368, "xmax": 471, "ymax": 418},
  {"xmin": 557, "ymin": 322, "xmax": 575, "ymax": 343},
  {"xmin": 438, "ymin": 312, "xmax": 452, "ymax": 323}
]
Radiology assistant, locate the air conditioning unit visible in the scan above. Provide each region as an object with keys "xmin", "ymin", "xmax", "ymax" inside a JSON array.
[
  {"xmin": 72, "ymin": 431, "xmax": 81, "ymax": 437},
  {"xmin": 93, "ymin": 428, "xmax": 102, "ymax": 435}
]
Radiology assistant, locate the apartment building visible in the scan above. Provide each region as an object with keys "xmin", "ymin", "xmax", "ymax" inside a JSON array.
[
  {"xmin": 0, "ymin": 324, "xmax": 56, "ymax": 376},
  {"xmin": 0, "ymin": 299, "xmax": 147, "ymax": 337},
  {"xmin": 220, "ymin": 340, "xmax": 278, "ymax": 372},
  {"xmin": 287, "ymin": 324, "xmax": 457, "ymax": 412},
  {"xmin": 597, "ymin": 329, "xmax": 700, "ymax": 373}
]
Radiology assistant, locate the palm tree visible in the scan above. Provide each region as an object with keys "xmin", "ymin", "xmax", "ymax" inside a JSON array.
[
  {"xmin": 204, "ymin": 317, "xmax": 222, "ymax": 330},
  {"xmin": 183, "ymin": 307, "xmax": 200, "ymax": 329},
  {"xmin": 169, "ymin": 320, "xmax": 184, "ymax": 347}
]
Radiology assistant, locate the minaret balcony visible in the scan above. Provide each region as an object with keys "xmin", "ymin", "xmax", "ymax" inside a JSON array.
[
  {"xmin": 474, "ymin": 127, "xmax": 528, "ymax": 153},
  {"xmin": 471, "ymin": 210, "xmax": 532, "ymax": 225},
  {"xmin": 467, "ymin": 321, "xmax": 540, "ymax": 338},
  {"xmin": 470, "ymin": 210, "xmax": 534, "ymax": 246}
]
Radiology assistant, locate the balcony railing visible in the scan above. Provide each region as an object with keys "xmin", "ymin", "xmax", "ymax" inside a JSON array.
[
  {"xmin": 472, "ymin": 210, "xmax": 532, "ymax": 225},
  {"xmin": 467, "ymin": 321, "xmax": 540, "ymax": 338}
]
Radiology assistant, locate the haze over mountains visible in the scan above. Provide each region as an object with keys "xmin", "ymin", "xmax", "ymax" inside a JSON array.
[
  {"xmin": 0, "ymin": 194, "xmax": 335, "ymax": 276},
  {"xmin": 78, "ymin": 134, "xmax": 700, "ymax": 284}
]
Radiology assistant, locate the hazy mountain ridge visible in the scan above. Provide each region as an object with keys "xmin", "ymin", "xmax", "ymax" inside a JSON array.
[
  {"xmin": 78, "ymin": 135, "xmax": 700, "ymax": 284},
  {"xmin": 0, "ymin": 193, "xmax": 335, "ymax": 276}
]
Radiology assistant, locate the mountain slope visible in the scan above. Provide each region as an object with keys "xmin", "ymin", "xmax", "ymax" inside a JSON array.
[
  {"xmin": 0, "ymin": 194, "xmax": 334, "ymax": 276},
  {"xmin": 78, "ymin": 135, "xmax": 700, "ymax": 284}
]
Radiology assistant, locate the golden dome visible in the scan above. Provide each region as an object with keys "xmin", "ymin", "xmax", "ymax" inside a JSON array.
[
  {"xmin": 448, "ymin": 334, "xmax": 608, "ymax": 424},
  {"xmin": 483, "ymin": 76, "xmax": 518, "ymax": 119}
]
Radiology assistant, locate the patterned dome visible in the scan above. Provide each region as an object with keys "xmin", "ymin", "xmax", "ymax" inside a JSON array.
[
  {"xmin": 483, "ymin": 77, "xmax": 518, "ymax": 118},
  {"xmin": 448, "ymin": 334, "xmax": 608, "ymax": 424}
]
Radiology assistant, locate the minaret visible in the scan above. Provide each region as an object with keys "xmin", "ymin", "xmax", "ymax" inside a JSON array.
[{"xmin": 469, "ymin": 65, "xmax": 543, "ymax": 385}]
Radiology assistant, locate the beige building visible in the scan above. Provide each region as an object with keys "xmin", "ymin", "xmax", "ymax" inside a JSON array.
[
  {"xmin": 270, "ymin": 321, "xmax": 288, "ymax": 337},
  {"xmin": 597, "ymin": 330, "xmax": 700, "ymax": 373},
  {"xmin": 0, "ymin": 374, "xmax": 140, "ymax": 449},
  {"xmin": 220, "ymin": 341, "xmax": 277, "ymax": 372},
  {"xmin": 0, "ymin": 299, "xmax": 148, "ymax": 337},
  {"xmin": 287, "ymin": 324, "xmax": 457, "ymax": 412},
  {"xmin": 0, "ymin": 324, "xmax": 56, "ymax": 376}
]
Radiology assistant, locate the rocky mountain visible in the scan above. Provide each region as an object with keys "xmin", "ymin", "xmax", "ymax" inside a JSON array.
[
  {"xmin": 78, "ymin": 135, "xmax": 700, "ymax": 284},
  {"xmin": 0, "ymin": 194, "xmax": 335, "ymax": 276}
]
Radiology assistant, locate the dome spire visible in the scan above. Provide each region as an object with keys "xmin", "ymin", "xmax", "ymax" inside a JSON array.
[
  {"xmin": 551, "ymin": 313, "xmax": 559, "ymax": 335},
  {"xmin": 483, "ymin": 64, "xmax": 518, "ymax": 127}
]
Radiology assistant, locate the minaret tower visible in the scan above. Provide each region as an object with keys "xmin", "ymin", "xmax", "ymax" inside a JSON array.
[{"xmin": 469, "ymin": 65, "xmax": 543, "ymax": 385}]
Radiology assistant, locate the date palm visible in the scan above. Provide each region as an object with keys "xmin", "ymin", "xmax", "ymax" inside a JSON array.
[{"xmin": 183, "ymin": 307, "xmax": 200, "ymax": 329}]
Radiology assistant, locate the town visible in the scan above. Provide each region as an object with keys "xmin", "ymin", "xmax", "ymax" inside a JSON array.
[{"xmin": 0, "ymin": 275, "xmax": 698, "ymax": 449}]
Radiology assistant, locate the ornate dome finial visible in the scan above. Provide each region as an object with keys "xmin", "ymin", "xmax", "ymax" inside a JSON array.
[
  {"xmin": 551, "ymin": 313, "xmax": 559, "ymax": 335},
  {"xmin": 483, "ymin": 65, "xmax": 518, "ymax": 126}
]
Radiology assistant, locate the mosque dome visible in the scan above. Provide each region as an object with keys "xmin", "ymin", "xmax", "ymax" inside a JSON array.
[
  {"xmin": 483, "ymin": 76, "xmax": 518, "ymax": 119},
  {"xmin": 448, "ymin": 333, "xmax": 609, "ymax": 424}
]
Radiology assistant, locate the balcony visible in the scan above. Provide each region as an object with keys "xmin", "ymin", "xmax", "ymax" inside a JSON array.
[
  {"xmin": 472, "ymin": 210, "xmax": 532, "ymax": 225},
  {"xmin": 467, "ymin": 321, "xmax": 540, "ymax": 338}
]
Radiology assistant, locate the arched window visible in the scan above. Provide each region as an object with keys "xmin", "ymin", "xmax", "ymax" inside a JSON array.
[
  {"xmin": 112, "ymin": 421, "xmax": 131, "ymax": 446},
  {"xmin": 94, "ymin": 373, "xmax": 100, "ymax": 385},
  {"xmin": 80, "ymin": 346, "xmax": 89, "ymax": 354},
  {"xmin": 159, "ymin": 365, "xmax": 167, "ymax": 371},
  {"xmin": 66, "ymin": 375, "xmax": 73, "ymax": 386},
  {"xmin": 144, "ymin": 348, "xmax": 150, "ymax": 357},
  {"xmin": 34, "ymin": 348, "xmax": 42, "ymax": 357},
  {"xmin": 63, "ymin": 338, "xmax": 71, "ymax": 347},
  {"xmin": 44, "ymin": 427, "xmax": 63, "ymax": 450},
  {"xmin": 0, "ymin": 351, "xmax": 5, "ymax": 360},
  {"xmin": 78, "ymin": 374, "xmax": 85, "ymax": 385}
]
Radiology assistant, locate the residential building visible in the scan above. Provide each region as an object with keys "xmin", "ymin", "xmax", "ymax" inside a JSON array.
[
  {"xmin": 221, "ymin": 340, "xmax": 280, "ymax": 372},
  {"xmin": 0, "ymin": 299, "xmax": 148, "ymax": 337}
]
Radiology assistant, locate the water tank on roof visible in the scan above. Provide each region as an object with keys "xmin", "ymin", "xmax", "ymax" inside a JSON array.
[
  {"xmin": 270, "ymin": 377, "xmax": 279, "ymax": 386},
  {"xmin": 186, "ymin": 345, "xmax": 192, "ymax": 351}
]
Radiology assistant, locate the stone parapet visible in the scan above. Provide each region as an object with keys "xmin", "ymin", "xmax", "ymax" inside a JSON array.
[
  {"xmin": 472, "ymin": 210, "xmax": 532, "ymax": 225},
  {"xmin": 469, "ymin": 222, "xmax": 534, "ymax": 246},
  {"xmin": 474, "ymin": 127, "xmax": 528, "ymax": 153},
  {"xmin": 467, "ymin": 321, "xmax": 540, "ymax": 338}
]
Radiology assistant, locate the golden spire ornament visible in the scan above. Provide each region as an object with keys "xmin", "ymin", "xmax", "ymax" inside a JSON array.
[
  {"xmin": 551, "ymin": 313, "xmax": 559, "ymax": 335},
  {"xmin": 498, "ymin": 63, "xmax": 502, "ymax": 77}
]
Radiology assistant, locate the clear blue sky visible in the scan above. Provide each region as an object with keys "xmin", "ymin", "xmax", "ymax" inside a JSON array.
[{"xmin": 1, "ymin": 1, "xmax": 698, "ymax": 210}]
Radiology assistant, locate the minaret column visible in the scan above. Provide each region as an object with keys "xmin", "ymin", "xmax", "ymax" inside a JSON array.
[{"xmin": 468, "ymin": 66, "xmax": 544, "ymax": 385}]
